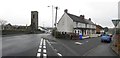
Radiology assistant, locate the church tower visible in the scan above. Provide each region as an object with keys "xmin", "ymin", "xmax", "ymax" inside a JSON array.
[{"xmin": 31, "ymin": 11, "xmax": 38, "ymax": 32}]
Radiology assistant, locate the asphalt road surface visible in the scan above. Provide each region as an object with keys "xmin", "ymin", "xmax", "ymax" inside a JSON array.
[
  {"xmin": 2, "ymin": 34, "xmax": 57, "ymax": 57},
  {"xmin": 2, "ymin": 34, "xmax": 117, "ymax": 58}
]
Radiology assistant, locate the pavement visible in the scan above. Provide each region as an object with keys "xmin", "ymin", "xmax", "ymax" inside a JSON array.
[
  {"xmin": 1, "ymin": 33, "xmax": 117, "ymax": 58},
  {"xmin": 83, "ymin": 43, "xmax": 117, "ymax": 56}
]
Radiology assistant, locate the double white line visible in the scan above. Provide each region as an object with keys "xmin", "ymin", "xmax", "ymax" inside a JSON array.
[{"xmin": 37, "ymin": 38, "xmax": 47, "ymax": 58}]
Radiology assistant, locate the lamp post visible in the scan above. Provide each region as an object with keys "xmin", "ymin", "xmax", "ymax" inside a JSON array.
[
  {"xmin": 48, "ymin": 5, "xmax": 59, "ymax": 28},
  {"xmin": 54, "ymin": 6, "xmax": 58, "ymax": 28},
  {"xmin": 48, "ymin": 5, "xmax": 59, "ymax": 37},
  {"xmin": 48, "ymin": 5, "xmax": 54, "ymax": 28}
]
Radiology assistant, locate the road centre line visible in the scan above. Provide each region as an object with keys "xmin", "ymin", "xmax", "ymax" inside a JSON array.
[
  {"xmin": 38, "ymin": 49, "xmax": 41, "ymax": 52},
  {"xmin": 37, "ymin": 38, "xmax": 47, "ymax": 57},
  {"xmin": 43, "ymin": 39, "xmax": 46, "ymax": 46},
  {"xmin": 43, "ymin": 54, "xmax": 47, "ymax": 58},
  {"xmin": 39, "ymin": 46, "xmax": 42, "ymax": 48},
  {"xmin": 43, "ymin": 49, "xmax": 47, "ymax": 53},
  {"xmin": 40, "ymin": 38, "xmax": 43, "ymax": 46},
  {"xmin": 37, "ymin": 53, "xmax": 41, "ymax": 57},
  {"xmin": 43, "ymin": 46, "xmax": 46, "ymax": 48}
]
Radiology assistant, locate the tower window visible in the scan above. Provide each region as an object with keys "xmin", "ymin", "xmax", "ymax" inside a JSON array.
[{"xmin": 33, "ymin": 15, "xmax": 35, "ymax": 18}]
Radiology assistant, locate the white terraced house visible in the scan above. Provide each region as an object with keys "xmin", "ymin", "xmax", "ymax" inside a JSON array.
[{"xmin": 57, "ymin": 9, "xmax": 96, "ymax": 36}]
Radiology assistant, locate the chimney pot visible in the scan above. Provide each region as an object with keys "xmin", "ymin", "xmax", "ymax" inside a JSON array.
[
  {"xmin": 80, "ymin": 15, "xmax": 85, "ymax": 19},
  {"xmin": 89, "ymin": 18, "xmax": 91, "ymax": 21},
  {"xmin": 64, "ymin": 9, "xmax": 68, "ymax": 13}
]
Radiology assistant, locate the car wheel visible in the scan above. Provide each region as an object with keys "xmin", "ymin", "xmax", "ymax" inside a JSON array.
[
  {"xmin": 101, "ymin": 40, "xmax": 103, "ymax": 42},
  {"xmin": 107, "ymin": 41, "xmax": 110, "ymax": 43}
]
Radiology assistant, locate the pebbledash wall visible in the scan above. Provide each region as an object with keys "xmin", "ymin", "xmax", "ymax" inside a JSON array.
[
  {"xmin": 57, "ymin": 13, "xmax": 75, "ymax": 33},
  {"xmin": 57, "ymin": 9, "xmax": 96, "ymax": 36}
]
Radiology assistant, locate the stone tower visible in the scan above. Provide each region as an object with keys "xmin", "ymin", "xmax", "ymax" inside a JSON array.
[{"xmin": 31, "ymin": 11, "xmax": 38, "ymax": 32}]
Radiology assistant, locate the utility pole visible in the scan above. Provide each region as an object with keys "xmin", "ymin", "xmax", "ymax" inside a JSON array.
[{"xmin": 54, "ymin": 6, "xmax": 58, "ymax": 28}]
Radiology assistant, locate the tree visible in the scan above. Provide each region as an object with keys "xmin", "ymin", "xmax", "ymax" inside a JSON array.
[
  {"xmin": 0, "ymin": 19, "xmax": 7, "ymax": 30},
  {"xmin": 104, "ymin": 27, "xmax": 109, "ymax": 32}
]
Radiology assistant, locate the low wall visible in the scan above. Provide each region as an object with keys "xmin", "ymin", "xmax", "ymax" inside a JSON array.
[
  {"xmin": 88, "ymin": 34, "xmax": 100, "ymax": 38},
  {"xmin": 2, "ymin": 30, "xmax": 44, "ymax": 35},
  {"xmin": 2, "ymin": 30, "xmax": 30, "ymax": 35}
]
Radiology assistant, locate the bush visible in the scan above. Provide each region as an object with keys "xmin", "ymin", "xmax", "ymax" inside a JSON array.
[
  {"xmin": 2, "ymin": 30, "xmax": 30, "ymax": 35},
  {"xmin": 52, "ymin": 31, "xmax": 71, "ymax": 39},
  {"xmin": 116, "ymin": 28, "xmax": 120, "ymax": 34},
  {"xmin": 51, "ymin": 28, "xmax": 57, "ymax": 36}
]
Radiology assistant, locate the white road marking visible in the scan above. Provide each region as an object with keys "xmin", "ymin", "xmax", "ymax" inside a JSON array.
[
  {"xmin": 57, "ymin": 53, "xmax": 62, "ymax": 56},
  {"xmin": 43, "ymin": 39, "xmax": 46, "ymax": 46},
  {"xmin": 43, "ymin": 46, "xmax": 46, "ymax": 48},
  {"xmin": 37, "ymin": 53, "xmax": 41, "ymax": 57},
  {"xmin": 46, "ymin": 40, "xmax": 52, "ymax": 46},
  {"xmin": 40, "ymin": 38, "xmax": 43, "ymax": 46},
  {"xmin": 50, "ymin": 42, "xmax": 56, "ymax": 44},
  {"xmin": 86, "ymin": 41, "xmax": 88, "ymax": 42},
  {"xmin": 54, "ymin": 49, "xmax": 57, "ymax": 52},
  {"xmin": 39, "ymin": 46, "xmax": 42, "ymax": 48},
  {"xmin": 46, "ymin": 40, "xmax": 62, "ymax": 56},
  {"xmin": 75, "ymin": 42, "xmax": 83, "ymax": 45},
  {"xmin": 43, "ymin": 49, "xmax": 47, "ymax": 53},
  {"xmin": 43, "ymin": 54, "xmax": 47, "ymax": 58},
  {"xmin": 38, "ymin": 49, "xmax": 41, "ymax": 52}
]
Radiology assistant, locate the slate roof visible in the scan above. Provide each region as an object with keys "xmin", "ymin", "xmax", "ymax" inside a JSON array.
[{"xmin": 67, "ymin": 13, "xmax": 95, "ymax": 25}]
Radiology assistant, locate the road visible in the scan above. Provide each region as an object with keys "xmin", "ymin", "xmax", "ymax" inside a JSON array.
[
  {"xmin": 2, "ymin": 34, "xmax": 58, "ymax": 57},
  {"xmin": 2, "ymin": 34, "xmax": 117, "ymax": 58}
]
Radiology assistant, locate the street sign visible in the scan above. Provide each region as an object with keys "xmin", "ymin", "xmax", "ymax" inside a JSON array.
[
  {"xmin": 112, "ymin": 19, "xmax": 120, "ymax": 27},
  {"xmin": 104, "ymin": 27, "xmax": 109, "ymax": 32}
]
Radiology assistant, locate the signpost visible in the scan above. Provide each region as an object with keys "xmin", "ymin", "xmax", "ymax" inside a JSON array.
[
  {"xmin": 112, "ymin": 20, "xmax": 120, "ymax": 27},
  {"xmin": 112, "ymin": 19, "xmax": 120, "ymax": 55}
]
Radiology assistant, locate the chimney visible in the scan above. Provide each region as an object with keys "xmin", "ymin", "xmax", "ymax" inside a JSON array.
[
  {"xmin": 89, "ymin": 18, "xmax": 91, "ymax": 21},
  {"xmin": 80, "ymin": 15, "xmax": 82, "ymax": 17},
  {"xmin": 80, "ymin": 15, "xmax": 85, "ymax": 19},
  {"xmin": 82, "ymin": 15, "xmax": 85, "ymax": 19},
  {"xmin": 64, "ymin": 9, "xmax": 68, "ymax": 13}
]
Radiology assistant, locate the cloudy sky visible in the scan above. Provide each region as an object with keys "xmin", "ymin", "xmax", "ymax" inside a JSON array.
[{"xmin": 0, "ymin": 0, "xmax": 119, "ymax": 28}]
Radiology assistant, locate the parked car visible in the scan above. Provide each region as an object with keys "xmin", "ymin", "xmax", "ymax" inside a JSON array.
[{"xmin": 101, "ymin": 34, "xmax": 112, "ymax": 43}]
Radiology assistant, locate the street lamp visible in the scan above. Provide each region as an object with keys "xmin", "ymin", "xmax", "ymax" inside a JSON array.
[
  {"xmin": 54, "ymin": 6, "xmax": 58, "ymax": 28},
  {"xmin": 48, "ymin": 5, "xmax": 54, "ymax": 28},
  {"xmin": 48, "ymin": 5, "xmax": 59, "ymax": 28}
]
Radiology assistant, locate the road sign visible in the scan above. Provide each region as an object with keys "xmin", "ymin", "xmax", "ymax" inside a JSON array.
[
  {"xmin": 112, "ymin": 20, "xmax": 120, "ymax": 27},
  {"xmin": 104, "ymin": 27, "xmax": 109, "ymax": 32}
]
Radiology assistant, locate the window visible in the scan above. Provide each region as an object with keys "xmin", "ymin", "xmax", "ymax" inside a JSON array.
[
  {"xmin": 33, "ymin": 15, "xmax": 35, "ymax": 18},
  {"xmin": 74, "ymin": 30, "xmax": 76, "ymax": 33}
]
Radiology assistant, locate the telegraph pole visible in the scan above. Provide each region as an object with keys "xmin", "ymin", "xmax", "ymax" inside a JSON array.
[{"xmin": 54, "ymin": 6, "xmax": 58, "ymax": 28}]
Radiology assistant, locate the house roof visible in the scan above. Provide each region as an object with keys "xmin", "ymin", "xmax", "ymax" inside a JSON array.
[
  {"xmin": 96, "ymin": 25, "xmax": 103, "ymax": 29},
  {"xmin": 67, "ymin": 13, "xmax": 95, "ymax": 25}
]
